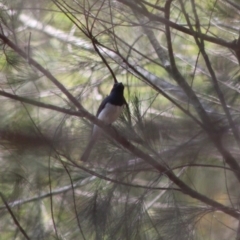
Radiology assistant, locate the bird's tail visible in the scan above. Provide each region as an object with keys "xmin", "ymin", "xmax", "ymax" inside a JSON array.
[{"xmin": 81, "ymin": 139, "xmax": 96, "ymax": 162}]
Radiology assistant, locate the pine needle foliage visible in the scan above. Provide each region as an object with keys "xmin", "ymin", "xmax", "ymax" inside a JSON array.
[{"xmin": 0, "ymin": 0, "xmax": 240, "ymax": 239}]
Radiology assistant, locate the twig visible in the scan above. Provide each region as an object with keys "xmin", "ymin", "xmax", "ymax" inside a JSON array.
[
  {"xmin": 0, "ymin": 192, "xmax": 30, "ymax": 240},
  {"xmin": 0, "ymin": 33, "xmax": 84, "ymax": 112}
]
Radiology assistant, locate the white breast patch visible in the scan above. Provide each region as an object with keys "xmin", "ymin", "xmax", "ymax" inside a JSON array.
[
  {"xmin": 98, "ymin": 103, "xmax": 123, "ymax": 124},
  {"xmin": 92, "ymin": 103, "xmax": 123, "ymax": 138}
]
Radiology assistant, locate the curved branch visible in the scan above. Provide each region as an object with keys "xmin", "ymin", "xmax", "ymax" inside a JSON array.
[
  {"xmin": 0, "ymin": 33, "xmax": 84, "ymax": 112},
  {"xmin": 116, "ymin": 0, "xmax": 236, "ymax": 49},
  {"xmin": 0, "ymin": 90, "xmax": 239, "ymax": 219},
  {"xmin": 0, "ymin": 193, "xmax": 30, "ymax": 240}
]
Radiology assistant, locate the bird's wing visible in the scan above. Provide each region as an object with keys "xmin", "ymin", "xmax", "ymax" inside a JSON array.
[{"xmin": 96, "ymin": 96, "xmax": 109, "ymax": 117}]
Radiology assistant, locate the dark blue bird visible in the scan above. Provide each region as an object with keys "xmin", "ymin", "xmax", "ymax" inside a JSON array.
[{"xmin": 81, "ymin": 82, "xmax": 126, "ymax": 162}]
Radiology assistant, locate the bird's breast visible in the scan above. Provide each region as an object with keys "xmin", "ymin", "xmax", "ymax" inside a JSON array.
[{"xmin": 97, "ymin": 103, "xmax": 123, "ymax": 124}]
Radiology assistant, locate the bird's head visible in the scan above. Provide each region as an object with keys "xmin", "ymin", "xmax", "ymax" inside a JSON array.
[{"xmin": 111, "ymin": 82, "xmax": 124, "ymax": 94}]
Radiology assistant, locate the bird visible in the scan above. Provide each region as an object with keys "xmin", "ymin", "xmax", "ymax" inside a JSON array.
[{"xmin": 81, "ymin": 82, "xmax": 126, "ymax": 162}]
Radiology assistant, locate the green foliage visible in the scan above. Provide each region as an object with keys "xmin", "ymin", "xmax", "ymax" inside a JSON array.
[{"xmin": 0, "ymin": 0, "xmax": 240, "ymax": 239}]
